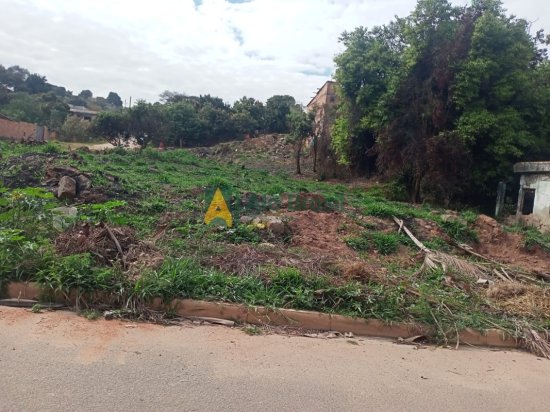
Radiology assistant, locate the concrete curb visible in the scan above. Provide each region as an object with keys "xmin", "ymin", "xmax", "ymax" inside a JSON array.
[{"xmin": 4, "ymin": 281, "xmax": 519, "ymax": 349}]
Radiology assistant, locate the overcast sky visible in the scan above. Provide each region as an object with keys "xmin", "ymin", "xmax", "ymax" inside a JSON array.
[{"xmin": 0, "ymin": 0, "xmax": 548, "ymax": 105}]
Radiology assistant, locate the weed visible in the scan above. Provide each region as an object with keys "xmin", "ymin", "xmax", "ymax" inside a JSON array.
[
  {"xmin": 80, "ymin": 309, "xmax": 102, "ymax": 320},
  {"xmin": 423, "ymin": 237, "xmax": 451, "ymax": 252},
  {"xmin": 346, "ymin": 231, "xmax": 408, "ymax": 255},
  {"xmin": 243, "ymin": 326, "xmax": 262, "ymax": 335},
  {"xmin": 438, "ymin": 218, "xmax": 477, "ymax": 243},
  {"xmin": 31, "ymin": 303, "xmax": 43, "ymax": 313},
  {"xmin": 507, "ymin": 224, "xmax": 550, "ymax": 253},
  {"xmin": 42, "ymin": 142, "xmax": 63, "ymax": 154}
]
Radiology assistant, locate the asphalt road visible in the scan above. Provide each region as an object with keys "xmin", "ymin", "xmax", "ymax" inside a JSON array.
[{"xmin": 1, "ymin": 306, "xmax": 549, "ymax": 412}]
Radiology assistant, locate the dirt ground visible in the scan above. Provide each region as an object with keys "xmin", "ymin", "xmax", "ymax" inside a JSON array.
[
  {"xmin": 190, "ymin": 134, "xmax": 317, "ymax": 177},
  {"xmin": 474, "ymin": 215, "xmax": 550, "ymax": 275}
]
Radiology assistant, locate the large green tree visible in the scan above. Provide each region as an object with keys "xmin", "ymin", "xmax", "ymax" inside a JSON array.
[
  {"xmin": 265, "ymin": 95, "xmax": 296, "ymax": 133},
  {"xmin": 333, "ymin": 0, "xmax": 550, "ymax": 206}
]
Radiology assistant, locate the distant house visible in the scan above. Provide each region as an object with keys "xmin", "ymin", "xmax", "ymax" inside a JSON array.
[
  {"xmin": 68, "ymin": 105, "xmax": 99, "ymax": 121},
  {"xmin": 0, "ymin": 112, "xmax": 50, "ymax": 142},
  {"xmin": 306, "ymin": 80, "xmax": 338, "ymax": 136},
  {"xmin": 305, "ymin": 80, "xmax": 347, "ymax": 177},
  {"xmin": 514, "ymin": 161, "xmax": 550, "ymax": 233}
]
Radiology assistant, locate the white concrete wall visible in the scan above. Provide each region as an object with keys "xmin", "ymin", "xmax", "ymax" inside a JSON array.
[{"xmin": 517, "ymin": 174, "xmax": 550, "ymax": 232}]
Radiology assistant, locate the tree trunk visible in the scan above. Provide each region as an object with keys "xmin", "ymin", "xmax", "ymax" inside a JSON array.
[{"xmin": 295, "ymin": 142, "xmax": 302, "ymax": 175}]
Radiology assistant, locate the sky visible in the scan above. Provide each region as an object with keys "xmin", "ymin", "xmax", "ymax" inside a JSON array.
[{"xmin": 0, "ymin": 0, "xmax": 548, "ymax": 106}]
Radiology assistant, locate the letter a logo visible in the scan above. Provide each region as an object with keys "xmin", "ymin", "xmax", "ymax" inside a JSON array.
[{"xmin": 204, "ymin": 188, "xmax": 233, "ymax": 228}]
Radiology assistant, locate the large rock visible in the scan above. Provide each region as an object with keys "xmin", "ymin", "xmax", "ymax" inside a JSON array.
[
  {"xmin": 57, "ymin": 176, "xmax": 77, "ymax": 200},
  {"xmin": 265, "ymin": 216, "xmax": 286, "ymax": 235},
  {"xmin": 51, "ymin": 165, "xmax": 81, "ymax": 177},
  {"xmin": 75, "ymin": 174, "xmax": 92, "ymax": 192}
]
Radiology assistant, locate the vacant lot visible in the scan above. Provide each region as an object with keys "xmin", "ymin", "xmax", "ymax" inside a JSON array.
[{"xmin": 1, "ymin": 137, "xmax": 549, "ymax": 354}]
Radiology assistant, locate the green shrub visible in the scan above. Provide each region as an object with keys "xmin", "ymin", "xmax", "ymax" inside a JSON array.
[
  {"xmin": 438, "ymin": 218, "xmax": 477, "ymax": 243},
  {"xmin": 35, "ymin": 253, "xmax": 126, "ymax": 308},
  {"xmin": 0, "ymin": 229, "xmax": 54, "ymax": 288}
]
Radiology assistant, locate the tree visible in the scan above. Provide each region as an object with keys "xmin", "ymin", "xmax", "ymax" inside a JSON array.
[
  {"xmin": 127, "ymin": 100, "xmax": 167, "ymax": 149},
  {"xmin": 59, "ymin": 116, "xmax": 92, "ymax": 142},
  {"xmin": 92, "ymin": 111, "xmax": 130, "ymax": 146},
  {"xmin": 106, "ymin": 91, "xmax": 123, "ymax": 108},
  {"xmin": 287, "ymin": 108, "xmax": 314, "ymax": 174},
  {"xmin": 165, "ymin": 101, "xmax": 202, "ymax": 146},
  {"xmin": 23, "ymin": 73, "xmax": 50, "ymax": 94},
  {"xmin": 232, "ymin": 96, "xmax": 265, "ymax": 135},
  {"xmin": 333, "ymin": 0, "xmax": 550, "ymax": 206},
  {"xmin": 78, "ymin": 89, "xmax": 93, "ymax": 99},
  {"xmin": 197, "ymin": 103, "xmax": 235, "ymax": 143},
  {"xmin": 159, "ymin": 90, "xmax": 186, "ymax": 104},
  {"xmin": 0, "ymin": 65, "xmax": 29, "ymax": 91},
  {"xmin": 265, "ymin": 95, "xmax": 296, "ymax": 133}
]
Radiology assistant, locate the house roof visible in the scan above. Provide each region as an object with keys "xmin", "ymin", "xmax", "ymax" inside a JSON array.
[{"xmin": 68, "ymin": 105, "xmax": 99, "ymax": 116}]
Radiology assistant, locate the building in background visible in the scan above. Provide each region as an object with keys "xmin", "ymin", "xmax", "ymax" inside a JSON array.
[
  {"xmin": 306, "ymin": 80, "xmax": 347, "ymax": 177},
  {"xmin": 514, "ymin": 161, "xmax": 550, "ymax": 232},
  {"xmin": 68, "ymin": 105, "xmax": 99, "ymax": 121}
]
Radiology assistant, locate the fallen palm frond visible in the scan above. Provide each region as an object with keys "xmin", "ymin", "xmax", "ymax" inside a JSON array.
[
  {"xmin": 393, "ymin": 217, "xmax": 494, "ymax": 280},
  {"xmin": 393, "ymin": 216, "xmax": 550, "ymax": 357},
  {"xmin": 393, "ymin": 216, "xmax": 547, "ymax": 285},
  {"xmin": 519, "ymin": 326, "xmax": 550, "ymax": 359}
]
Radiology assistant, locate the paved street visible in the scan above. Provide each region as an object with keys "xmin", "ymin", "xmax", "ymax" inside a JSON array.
[{"xmin": 1, "ymin": 306, "xmax": 549, "ymax": 412}]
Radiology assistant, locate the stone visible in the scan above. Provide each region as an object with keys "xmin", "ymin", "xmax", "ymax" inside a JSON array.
[
  {"xmin": 239, "ymin": 215, "xmax": 253, "ymax": 225},
  {"xmin": 52, "ymin": 165, "xmax": 80, "ymax": 176},
  {"xmin": 51, "ymin": 206, "xmax": 78, "ymax": 230},
  {"xmin": 265, "ymin": 216, "xmax": 285, "ymax": 235},
  {"xmin": 75, "ymin": 174, "xmax": 92, "ymax": 192},
  {"xmin": 57, "ymin": 176, "xmax": 77, "ymax": 200}
]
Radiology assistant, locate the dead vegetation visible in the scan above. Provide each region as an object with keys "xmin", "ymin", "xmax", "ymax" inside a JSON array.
[{"xmin": 55, "ymin": 222, "xmax": 163, "ymax": 274}]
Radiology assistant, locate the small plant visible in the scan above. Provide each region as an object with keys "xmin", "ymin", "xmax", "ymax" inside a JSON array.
[
  {"xmin": 209, "ymin": 225, "xmax": 262, "ymax": 244},
  {"xmin": 42, "ymin": 142, "xmax": 63, "ymax": 154},
  {"xmin": 242, "ymin": 325, "xmax": 262, "ymax": 336},
  {"xmin": 80, "ymin": 309, "xmax": 101, "ymax": 320},
  {"xmin": 438, "ymin": 218, "xmax": 477, "ymax": 243},
  {"xmin": 31, "ymin": 303, "xmax": 43, "ymax": 313}
]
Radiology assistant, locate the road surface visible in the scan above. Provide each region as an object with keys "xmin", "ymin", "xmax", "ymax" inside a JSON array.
[{"xmin": 1, "ymin": 306, "xmax": 549, "ymax": 412}]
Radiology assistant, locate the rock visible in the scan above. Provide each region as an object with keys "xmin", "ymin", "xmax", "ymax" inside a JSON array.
[
  {"xmin": 52, "ymin": 165, "xmax": 80, "ymax": 176},
  {"xmin": 51, "ymin": 206, "xmax": 78, "ymax": 230},
  {"xmin": 239, "ymin": 215, "xmax": 253, "ymax": 224},
  {"xmin": 265, "ymin": 216, "xmax": 285, "ymax": 235},
  {"xmin": 75, "ymin": 174, "xmax": 92, "ymax": 192},
  {"xmin": 259, "ymin": 242, "xmax": 276, "ymax": 248},
  {"xmin": 57, "ymin": 176, "xmax": 77, "ymax": 200}
]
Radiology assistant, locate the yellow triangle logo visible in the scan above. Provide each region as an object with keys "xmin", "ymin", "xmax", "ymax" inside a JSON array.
[{"xmin": 204, "ymin": 188, "xmax": 233, "ymax": 227}]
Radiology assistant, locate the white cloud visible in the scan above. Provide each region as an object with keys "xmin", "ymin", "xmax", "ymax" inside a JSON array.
[{"xmin": 0, "ymin": 0, "xmax": 547, "ymax": 105}]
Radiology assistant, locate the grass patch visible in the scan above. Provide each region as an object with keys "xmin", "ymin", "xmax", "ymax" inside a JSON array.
[
  {"xmin": 507, "ymin": 224, "xmax": 550, "ymax": 253},
  {"xmin": 346, "ymin": 231, "xmax": 409, "ymax": 255}
]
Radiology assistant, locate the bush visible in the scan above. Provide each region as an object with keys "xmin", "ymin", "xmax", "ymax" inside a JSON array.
[
  {"xmin": 438, "ymin": 218, "xmax": 477, "ymax": 243},
  {"xmin": 35, "ymin": 253, "xmax": 126, "ymax": 308},
  {"xmin": 59, "ymin": 117, "xmax": 92, "ymax": 142},
  {"xmin": 0, "ymin": 229, "xmax": 54, "ymax": 289}
]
